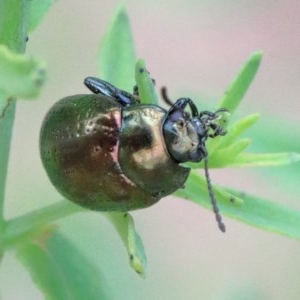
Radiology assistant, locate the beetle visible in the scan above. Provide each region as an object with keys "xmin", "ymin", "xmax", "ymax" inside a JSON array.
[{"xmin": 40, "ymin": 75, "xmax": 228, "ymax": 232}]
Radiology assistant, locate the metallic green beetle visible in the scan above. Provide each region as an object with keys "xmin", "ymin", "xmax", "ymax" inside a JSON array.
[{"xmin": 40, "ymin": 77, "xmax": 227, "ymax": 231}]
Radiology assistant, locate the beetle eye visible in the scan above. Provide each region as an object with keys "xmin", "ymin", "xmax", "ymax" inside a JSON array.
[{"xmin": 176, "ymin": 120, "xmax": 184, "ymax": 128}]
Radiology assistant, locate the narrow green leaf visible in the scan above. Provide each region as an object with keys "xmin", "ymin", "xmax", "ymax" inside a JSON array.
[
  {"xmin": 135, "ymin": 59, "xmax": 158, "ymax": 105},
  {"xmin": 209, "ymin": 139, "xmax": 252, "ymax": 167},
  {"xmin": 178, "ymin": 172, "xmax": 300, "ymax": 240},
  {"xmin": 97, "ymin": 4, "xmax": 135, "ymax": 90},
  {"xmin": 218, "ymin": 113, "xmax": 260, "ymax": 148},
  {"xmin": 105, "ymin": 212, "xmax": 147, "ymax": 277},
  {"xmin": 0, "ymin": 45, "xmax": 46, "ymax": 98},
  {"xmin": 227, "ymin": 152, "xmax": 300, "ymax": 167},
  {"xmin": 28, "ymin": 0, "xmax": 55, "ymax": 32},
  {"xmin": 187, "ymin": 139, "xmax": 251, "ymax": 169},
  {"xmin": 176, "ymin": 170, "xmax": 244, "ymax": 207},
  {"xmin": 217, "ymin": 52, "xmax": 262, "ymax": 114},
  {"xmin": 17, "ymin": 230, "xmax": 110, "ymax": 300},
  {"xmin": 224, "ymin": 188, "xmax": 300, "ymax": 240}
]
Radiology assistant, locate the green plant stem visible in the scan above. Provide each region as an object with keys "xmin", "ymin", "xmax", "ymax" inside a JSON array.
[
  {"xmin": 0, "ymin": 1, "xmax": 30, "ymax": 233},
  {"xmin": 0, "ymin": 97, "xmax": 15, "ymax": 226},
  {"xmin": 0, "ymin": 0, "xmax": 30, "ymax": 219},
  {"xmin": 0, "ymin": 201, "xmax": 82, "ymax": 249},
  {"xmin": 0, "ymin": 0, "xmax": 29, "ymax": 52}
]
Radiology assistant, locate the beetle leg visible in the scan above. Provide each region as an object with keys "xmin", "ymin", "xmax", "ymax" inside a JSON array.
[
  {"xmin": 84, "ymin": 77, "xmax": 139, "ymax": 106},
  {"xmin": 199, "ymin": 110, "xmax": 217, "ymax": 118},
  {"xmin": 84, "ymin": 77, "xmax": 117, "ymax": 96},
  {"xmin": 208, "ymin": 124, "xmax": 227, "ymax": 138},
  {"xmin": 169, "ymin": 98, "xmax": 199, "ymax": 117},
  {"xmin": 199, "ymin": 109, "xmax": 228, "ymax": 138}
]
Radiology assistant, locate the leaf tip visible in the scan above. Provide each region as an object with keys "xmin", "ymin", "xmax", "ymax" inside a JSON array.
[
  {"xmin": 228, "ymin": 195, "xmax": 244, "ymax": 206},
  {"xmin": 288, "ymin": 152, "xmax": 300, "ymax": 163},
  {"xmin": 248, "ymin": 51, "xmax": 263, "ymax": 68},
  {"xmin": 251, "ymin": 112, "xmax": 261, "ymax": 120},
  {"xmin": 135, "ymin": 58, "xmax": 146, "ymax": 72},
  {"xmin": 130, "ymin": 254, "xmax": 146, "ymax": 278},
  {"xmin": 114, "ymin": 2, "xmax": 128, "ymax": 19}
]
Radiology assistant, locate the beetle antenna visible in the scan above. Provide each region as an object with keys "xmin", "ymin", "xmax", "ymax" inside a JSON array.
[
  {"xmin": 203, "ymin": 155, "xmax": 226, "ymax": 233},
  {"xmin": 161, "ymin": 87, "xmax": 174, "ymax": 106}
]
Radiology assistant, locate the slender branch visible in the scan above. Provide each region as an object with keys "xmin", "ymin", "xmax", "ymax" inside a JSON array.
[
  {"xmin": 0, "ymin": 200, "xmax": 82, "ymax": 249},
  {"xmin": 0, "ymin": 0, "xmax": 30, "ymax": 238}
]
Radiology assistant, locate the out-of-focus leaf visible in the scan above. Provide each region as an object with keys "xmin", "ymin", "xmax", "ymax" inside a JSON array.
[
  {"xmin": 0, "ymin": 1, "xmax": 29, "ymax": 52},
  {"xmin": 246, "ymin": 117, "xmax": 300, "ymax": 196},
  {"xmin": 97, "ymin": 4, "xmax": 135, "ymax": 90},
  {"xmin": 28, "ymin": 0, "xmax": 55, "ymax": 32},
  {"xmin": 0, "ymin": 45, "xmax": 46, "ymax": 99},
  {"xmin": 1, "ymin": 201, "xmax": 81, "ymax": 249},
  {"xmin": 17, "ymin": 230, "xmax": 110, "ymax": 300}
]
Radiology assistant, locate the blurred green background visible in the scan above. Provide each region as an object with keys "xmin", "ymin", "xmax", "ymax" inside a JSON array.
[{"xmin": 1, "ymin": 1, "xmax": 300, "ymax": 299}]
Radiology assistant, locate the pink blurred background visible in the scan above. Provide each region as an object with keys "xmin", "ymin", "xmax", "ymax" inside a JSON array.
[{"xmin": 1, "ymin": 1, "xmax": 300, "ymax": 299}]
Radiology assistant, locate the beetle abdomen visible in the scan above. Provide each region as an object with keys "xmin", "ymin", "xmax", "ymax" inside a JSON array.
[{"xmin": 40, "ymin": 94, "xmax": 159, "ymax": 211}]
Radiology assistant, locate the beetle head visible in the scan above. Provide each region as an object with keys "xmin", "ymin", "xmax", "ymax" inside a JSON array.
[
  {"xmin": 161, "ymin": 87, "xmax": 228, "ymax": 233},
  {"xmin": 162, "ymin": 96, "xmax": 227, "ymax": 164}
]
